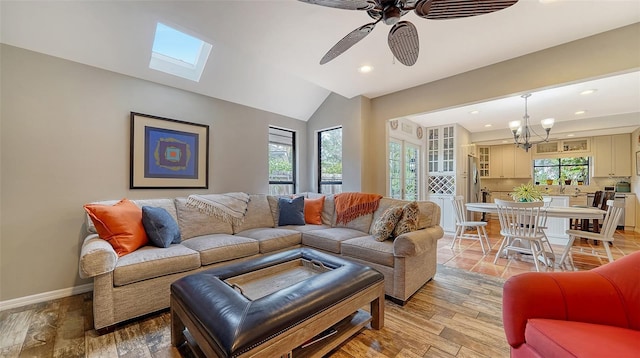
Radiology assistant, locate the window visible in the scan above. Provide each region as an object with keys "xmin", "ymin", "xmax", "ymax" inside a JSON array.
[
  {"xmin": 318, "ymin": 127, "xmax": 342, "ymax": 194},
  {"xmin": 149, "ymin": 22, "xmax": 212, "ymax": 82},
  {"xmin": 268, "ymin": 127, "xmax": 296, "ymax": 195},
  {"xmin": 533, "ymin": 157, "xmax": 590, "ymax": 185}
]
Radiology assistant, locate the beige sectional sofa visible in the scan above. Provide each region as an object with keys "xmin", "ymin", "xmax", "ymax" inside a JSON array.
[{"xmin": 79, "ymin": 193, "xmax": 443, "ymax": 331}]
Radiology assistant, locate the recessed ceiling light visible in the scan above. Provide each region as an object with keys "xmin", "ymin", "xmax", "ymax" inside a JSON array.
[
  {"xmin": 358, "ymin": 65, "xmax": 373, "ymax": 73},
  {"xmin": 575, "ymin": 110, "xmax": 587, "ymax": 115},
  {"xmin": 580, "ymin": 89, "xmax": 597, "ymax": 95},
  {"xmin": 567, "ymin": 134, "xmax": 575, "ymax": 137},
  {"xmin": 470, "ymin": 110, "xmax": 480, "ymax": 115},
  {"xmin": 484, "ymin": 124, "xmax": 492, "ymax": 128}
]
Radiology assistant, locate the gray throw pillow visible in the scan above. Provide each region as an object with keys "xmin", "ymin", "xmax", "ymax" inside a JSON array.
[
  {"xmin": 142, "ymin": 206, "xmax": 181, "ymax": 248},
  {"xmin": 278, "ymin": 196, "xmax": 305, "ymax": 226}
]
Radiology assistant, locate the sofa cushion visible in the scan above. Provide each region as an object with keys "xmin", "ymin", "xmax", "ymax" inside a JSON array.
[
  {"xmin": 341, "ymin": 236, "xmax": 395, "ymax": 267},
  {"xmin": 235, "ymin": 228, "xmax": 301, "ymax": 253},
  {"xmin": 180, "ymin": 234, "xmax": 259, "ymax": 265},
  {"xmin": 304, "ymin": 196, "xmax": 325, "ymax": 224},
  {"xmin": 175, "ymin": 197, "xmax": 233, "ymax": 239},
  {"xmin": 416, "ymin": 201, "xmax": 440, "ymax": 229},
  {"xmin": 371, "ymin": 206, "xmax": 403, "ymax": 241},
  {"xmin": 134, "ymin": 198, "xmax": 179, "ymax": 221},
  {"xmin": 525, "ymin": 319, "xmax": 640, "ymax": 358},
  {"xmin": 278, "ymin": 196, "xmax": 306, "ymax": 226},
  {"xmin": 302, "ymin": 228, "xmax": 368, "ymax": 253},
  {"xmin": 142, "ymin": 206, "xmax": 181, "ymax": 248},
  {"xmin": 393, "ymin": 202, "xmax": 419, "ymax": 238},
  {"xmin": 233, "ymin": 194, "xmax": 275, "ymax": 233},
  {"xmin": 282, "ymin": 224, "xmax": 331, "ymax": 232},
  {"xmin": 113, "ymin": 245, "xmax": 200, "ymax": 286},
  {"xmin": 84, "ymin": 198, "xmax": 149, "ymax": 257}
]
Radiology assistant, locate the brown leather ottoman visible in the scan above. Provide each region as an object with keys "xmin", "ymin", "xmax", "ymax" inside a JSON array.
[{"xmin": 170, "ymin": 248, "xmax": 384, "ymax": 357}]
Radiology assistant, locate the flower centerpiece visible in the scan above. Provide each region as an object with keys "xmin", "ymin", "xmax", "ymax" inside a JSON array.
[{"xmin": 510, "ymin": 182, "xmax": 544, "ymax": 202}]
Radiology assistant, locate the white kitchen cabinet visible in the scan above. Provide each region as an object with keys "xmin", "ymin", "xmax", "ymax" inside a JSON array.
[
  {"xmin": 624, "ymin": 195, "xmax": 636, "ymax": 229},
  {"xmin": 489, "ymin": 144, "xmax": 531, "ymax": 179},
  {"xmin": 489, "ymin": 145, "xmax": 506, "ymax": 178},
  {"xmin": 513, "ymin": 146, "xmax": 533, "ymax": 179},
  {"xmin": 428, "ymin": 194, "xmax": 456, "ymax": 233},
  {"xmin": 592, "ymin": 134, "xmax": 631, "ymax": 177}
]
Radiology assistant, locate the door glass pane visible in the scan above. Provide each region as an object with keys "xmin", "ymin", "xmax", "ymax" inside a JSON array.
[
  {"xmin": 389, "ymin": 141, "xmax": 402, "ymax": 199},
  {"xmin": 404, "ymin": 144, "xmax": 419, "ymax": 200}
]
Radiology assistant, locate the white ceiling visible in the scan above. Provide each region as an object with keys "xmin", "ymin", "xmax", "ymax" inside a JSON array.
[{"xmin": 1, "ymin": 0, "xmax": 639, "ymax": 126}]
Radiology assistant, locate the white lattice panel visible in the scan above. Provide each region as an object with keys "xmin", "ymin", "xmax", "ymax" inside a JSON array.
[{"xmin": 428, "ymin": 175, "xmax": 455, "ymax": 194}]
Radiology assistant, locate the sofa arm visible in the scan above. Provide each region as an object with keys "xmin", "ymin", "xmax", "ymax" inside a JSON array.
[
  {"xmin": 393, "ymin": 225, "xmax": 444, "ymax": 257},
  {"xmin": 79, "ymin": 234, "xmax": 117, "ymax": 279},
  {"xmin": 502, "ymin": 269, "xmax": 635, "ymax": 348}
]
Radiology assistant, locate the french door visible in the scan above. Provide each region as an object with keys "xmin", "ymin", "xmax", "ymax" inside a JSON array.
[{"xmin": 389, "ymin": 139, "xmax": 421, "ymax": 200}]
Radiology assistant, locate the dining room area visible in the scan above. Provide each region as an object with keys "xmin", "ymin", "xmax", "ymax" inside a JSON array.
[{"xmin": 438, "ymin": 203, "xmax": 640, "ymax": 279}]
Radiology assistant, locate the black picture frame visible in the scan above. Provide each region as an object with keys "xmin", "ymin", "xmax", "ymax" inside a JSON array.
[{"xmin": 130, "ymin": 112, "xmax": 209, "ymax": 189}]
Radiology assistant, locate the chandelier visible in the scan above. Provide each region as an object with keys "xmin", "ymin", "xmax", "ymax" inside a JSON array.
[{"xmin": 508, "ymin": 94, "xmax": 555, "ymax": 152}]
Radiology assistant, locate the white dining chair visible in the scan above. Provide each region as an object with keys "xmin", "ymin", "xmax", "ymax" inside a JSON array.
[
  {"xmin": 493, "ymin": 199, "xmax": 555, "ymax": 272},
  {"xmin": 450, "ymin": 196, "xmax": 491, "ymax": 254},
  {"xmin": 561, "ymin": 199, "xmax": 624, "ymax": 267}
]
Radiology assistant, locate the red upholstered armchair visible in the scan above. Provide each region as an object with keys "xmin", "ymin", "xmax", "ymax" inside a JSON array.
[{"xmin": 502, "ymin": 251, "xmax": 640, "ymax": 358}]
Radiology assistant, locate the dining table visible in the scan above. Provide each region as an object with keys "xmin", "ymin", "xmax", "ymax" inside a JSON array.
[
  {"xmin": 465, "ymin": 202, "xmax": 606, "ymax": 269},
  {"xmin": 465, "ymin": 202, "xmax": 606, "ymax": 219}
]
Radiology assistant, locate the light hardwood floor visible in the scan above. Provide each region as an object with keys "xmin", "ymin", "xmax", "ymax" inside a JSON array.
[{"xmin": 1, "ymin": 221, "xmax": 638, "ymax": 358}]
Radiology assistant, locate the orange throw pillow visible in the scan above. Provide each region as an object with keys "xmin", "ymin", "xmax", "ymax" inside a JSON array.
[
  {"xmin": 304, "ymin": 196, "xmax": 325, "ymax": 225},
  {"xmin": 84, "ymin": 198, "xmax": 149, "ymax": 257}
]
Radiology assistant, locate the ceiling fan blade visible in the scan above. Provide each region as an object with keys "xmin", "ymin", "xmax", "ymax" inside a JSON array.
[
  {"xmin": 297, "ymin": 0, "xmax": 377, "ymax": 11},
  {"xmin": 320, "ymin": 22, "xmax": 377, "ymax": 65},
  {"xmin": 388, "ymin": 21, "xmax": 419, "ymax": 66},
  {"xmin": 415, "ymin": 0, "xmax": 518, "ymax": 19}
]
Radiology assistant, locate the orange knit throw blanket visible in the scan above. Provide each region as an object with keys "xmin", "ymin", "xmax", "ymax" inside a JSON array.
[{"xmin": 334, "ymin": 192, "xmax": 383, "ymax": 225}]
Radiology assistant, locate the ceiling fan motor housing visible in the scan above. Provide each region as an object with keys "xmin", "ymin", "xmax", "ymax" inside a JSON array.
[{"xmin": 383, "ymin": 5, "xmax": 402, "ymax": 25}]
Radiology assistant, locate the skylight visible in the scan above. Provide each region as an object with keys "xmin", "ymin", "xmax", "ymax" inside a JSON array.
[{"xmin": 149, "ymin": 22, "xmax": 212, "ymax": 82}]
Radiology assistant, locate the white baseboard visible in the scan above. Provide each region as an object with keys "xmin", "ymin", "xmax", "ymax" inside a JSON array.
[{"xmin": 0, "ymin": 283, "xmax": 93, "ymax": 311}]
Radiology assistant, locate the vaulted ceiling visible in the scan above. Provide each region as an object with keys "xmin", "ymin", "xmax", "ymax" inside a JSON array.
[{"xmin": 2, "ymin": 0, "xmax": 639, "ymax": 125}]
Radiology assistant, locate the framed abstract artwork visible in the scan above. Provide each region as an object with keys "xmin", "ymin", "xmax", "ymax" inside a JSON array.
[{"xmin": 130, "ymin": 112, "xmax": 209, "ymax": 189}]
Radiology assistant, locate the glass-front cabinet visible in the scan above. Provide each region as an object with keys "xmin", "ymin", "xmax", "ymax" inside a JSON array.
[
  {"xmin": 534, "ymin": 139, "xmax": 589, "ymax": 155},
  {"xmin": 427, "ymin": 126, "xmax": 455, "ymax": 174},
  {"xmin": 478, "ymin": 146, "xmax": 490, "ymax": 178}
]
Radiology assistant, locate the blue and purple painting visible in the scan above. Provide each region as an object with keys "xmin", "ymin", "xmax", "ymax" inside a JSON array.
[{"xmin": 144, "ymin": 126, "xmax": 198, "ymax": 179}]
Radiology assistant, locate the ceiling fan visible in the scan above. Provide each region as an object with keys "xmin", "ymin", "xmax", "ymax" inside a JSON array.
[{"xmin": 298, "ymin": 0, "xmax": 519, "ymax": 66}]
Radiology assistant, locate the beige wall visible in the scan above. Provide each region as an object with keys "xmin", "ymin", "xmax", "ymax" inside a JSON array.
[
  {"xmin": 306, "ymin": 93, "xmax": 367, "ymax": 193},
  {"xmin": 0, "ymin": 45, "xmax": 308, "ymax": 301}
]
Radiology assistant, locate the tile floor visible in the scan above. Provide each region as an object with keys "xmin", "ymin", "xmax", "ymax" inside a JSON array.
[{"xmin": 437, "ymin": 219, "xmax": 640, "ymax": 279}]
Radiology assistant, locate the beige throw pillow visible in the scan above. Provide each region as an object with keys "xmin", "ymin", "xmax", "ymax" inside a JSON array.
[
  {"xmin": 393, "ymin": 201, "xmax": 419, "ymax": 238},
  {"xmin": 371, "ymin": 206, "xmax": 404, "ymax": 242}
]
